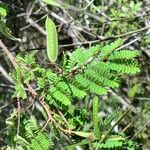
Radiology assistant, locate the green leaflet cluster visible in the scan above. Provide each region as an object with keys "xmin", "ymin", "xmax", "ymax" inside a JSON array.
[
  {"xmin": 10, "ymin": 39, "xmax": 141, "ymax": 149},
  {"xmin": 97, "ymin": 137, "xmax": 138, "ymax": 150},
  {"xmin": 48, "ymin": 39, "xmax": 140, "ymax": 106},
  {"xmin": 8, "ymin": 116, "xmax": 53, "ymax": 150},
  {"xmin": 99, "ymin": 138, "xmax": 124, "ymax": 150},
  {"xmin": 12, "ymin": 39, "xmax": 140, "ymax": 107},
  {"xmin": 65, "ymin": 44, "xmax": 102, "ymax": 72},
  {"xmin": 99, "ymin": 38, "xmax": 123, "ymax": 60},
  {"xmin": 28, "ymin": 132, "xmax": 51, "ymax": 150},
  {"xmin": 98, "ymin": 109, "xmax": 122, "ymax": 133}
]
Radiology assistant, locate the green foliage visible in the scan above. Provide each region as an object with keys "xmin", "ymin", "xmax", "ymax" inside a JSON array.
[
  {"xmin": 0, "ymin": 0, "xmax": 149, "ymax": 149},
  {"xmin": 0, "ymin": 3, "xmax": 20, "ymax": 41},
  {"xmin": 12, "ymin": 39, "xmax": 140, "ymax": 107},
  {"xmin": 99, "ymin": 109, "xmax": 122, "ymax": 133},
  {"xmin": 65, "ymin": 44, "xmax": 102, "ymax": 72},
  {"xmin": 96, "ymin": 137, "xmax": 139, "ymax": 150},
  {"xmin": 0, "ymin": 20, "xmax": 20, "ymax": 41},
  {"xmin": 0, "ymin": 3, "xmax": 8, "ymax": 17},
  {"xmin": 29, "ymin": 132, "xmax": 51, "ymax": 150},
  {"xmin": 9, "ymin": 38, "xmax": 140, "ymax": 149},
  {"xmin": 98, "ymin": 138, "xmax": 124, "ymax": 149},
  {"xmin": 108, "ymin": 50, "xmax": 140, "ymax": 60},
  {"xmin": 128, "ymin": 83, "xmax": 141, "ymax": 98},
  {"xmin": 99, "ymin": 38, "xmax": 123, "ymax": 60},
  {"xmin": 6, "ymin": 115, "xmax": 53, "ymax": 150}
]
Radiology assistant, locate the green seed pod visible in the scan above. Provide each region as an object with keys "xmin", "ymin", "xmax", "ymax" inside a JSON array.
[
  {"xmin": 45, "ymin": 16, "xmax": 58, "ymax": 63},
  {"xmin": 93, "ymin": 96, "xmax": 100, "ymax": 138}
]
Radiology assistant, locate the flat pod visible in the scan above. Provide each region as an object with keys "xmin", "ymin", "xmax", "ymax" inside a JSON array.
[
  {"xmin": 93, "ymin": 96, "xmax": 100, "ymax": 138},
  {"xmin": 45, "ymin": 16, "xmax": 58, "ymax": 63}
]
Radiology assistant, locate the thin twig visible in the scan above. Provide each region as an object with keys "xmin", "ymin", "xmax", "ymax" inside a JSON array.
[
  {"xmin": 0, "ymin": 40, "xmax": 17, "ymax": 67},
  {"xmin": 39, "ymin": 96, "xmax": 53, "ymax": 131},
  {"xmin": 0, "ymin": 64, "xmax": 14, "ymax": 83},
  {"xmin": 131, "ymin": 120, "xmax": 150, "ymax": 140},
  {"xmin": 70, "ymin": 0, "xmax": 95, "ymax": 22},
  {"xmin": 27, "ymin": 18, "xmax": 46, "ymax": 35},
  {"xmin": 20, "ymin": 15, "xmax": 47, "ymax": 31},
  {"xmin": 2, "ymin": 25, "xmax": 149, "ymax": 54},
  {"xmin": 16, "ymin": 98, "xmax": 21, "ymax": 135}
]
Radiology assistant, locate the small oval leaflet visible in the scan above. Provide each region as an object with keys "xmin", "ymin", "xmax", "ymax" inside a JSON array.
[{"xmin": 45, "ymin": 16, "xmax": 58, "ymax": 63}]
